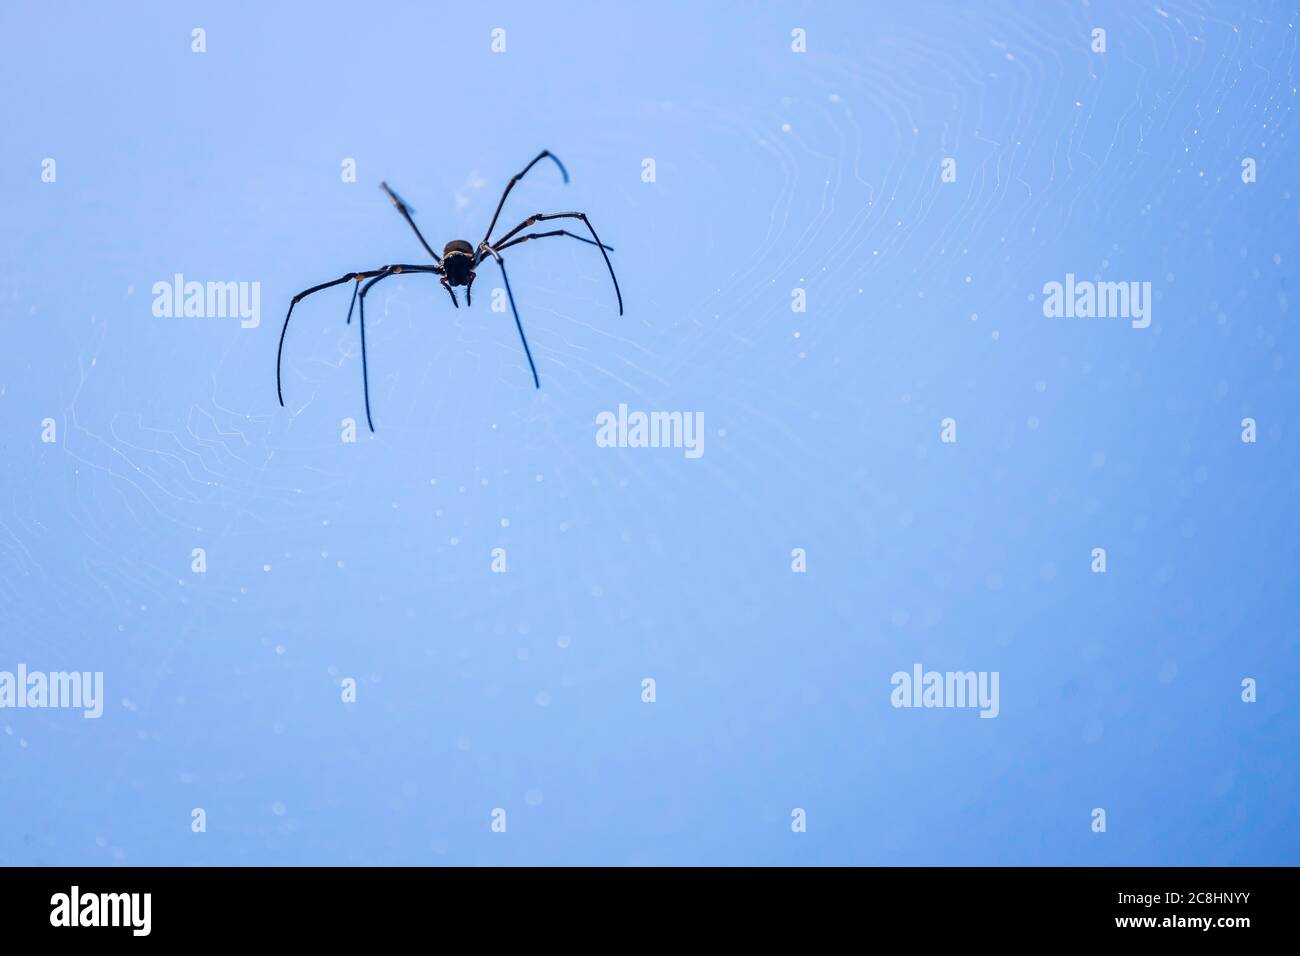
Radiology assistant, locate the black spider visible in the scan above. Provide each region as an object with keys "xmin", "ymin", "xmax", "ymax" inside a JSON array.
[{"xmin": 275, "ymin": 150, "xmax": 623, "ymax": 431}]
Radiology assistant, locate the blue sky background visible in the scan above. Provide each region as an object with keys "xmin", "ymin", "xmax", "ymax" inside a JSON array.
[{"xmin": 1, "ymin": 0, "xmax": 1297, "ymax": 865}]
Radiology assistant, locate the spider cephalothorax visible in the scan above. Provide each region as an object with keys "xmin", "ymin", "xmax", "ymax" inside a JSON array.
[{"xmin": 276, "ymin": 150, "xmax": 622, "ymax": 432}]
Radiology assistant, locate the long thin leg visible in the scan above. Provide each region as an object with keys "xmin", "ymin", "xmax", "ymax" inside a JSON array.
[
  {"xmin": 380, "ymin": 182, "xmax": 442, "ymax": 263},
  {"xmin": 350, "ymin": 264, "xmax": 441, "ymax": 323},
  {"xmin": 356, "ymin": 264, "xmax": 442, "ymax": 296},
  {"xmin": 351, "ymin": 265, "xmax": 443, "ymax": 430},
  {"xmin": 345, "ymin": 278, "xmax": 359, "ymax": 325},
  {"xmin": 493, "ymin": 229, "xmax": 614, "ymax": 254},
  {"xmin": 357, "ymin": 284, "xmax": 375, "ymax": 432},
  {"xmin": 480, "ymin": 150, "xmax": 569, "ymax": 249},
  {"xmin": 278, "ymin": 269, "xmax": 389, "ymax": 406},
  {"xmin": 489, "ymin": 212, "xmax": 622, "ymax": 314},
  {"xmin": 483, "ymin": 251, "xmax": 540, "ymax": 388}
]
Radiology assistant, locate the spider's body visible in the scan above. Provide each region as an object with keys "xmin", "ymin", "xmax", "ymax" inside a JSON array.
[
  {"xmin": 276, "ymin": 150, "xmax": 622, "ymax": 431},
  {"xmin": 440, "ymin": 240, "xmax": 476, "ymax": 288}
]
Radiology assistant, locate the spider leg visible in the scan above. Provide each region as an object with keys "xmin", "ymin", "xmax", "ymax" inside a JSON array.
[
  {"xmin": 350, "ymin": 263, "xmax": 443, "ymax": 323},
  {"xmin": 482, "ymin": 250, "xmax": 540, "ymax": 389},
  {"xmin": 480, "ymin": 150, "xmax": 569, "ymax": 250},
  {"xmin": 356, "ymin": 283, "xmax": 376, "ymax": 433},
  {"xmin": 492, "ymin": 229, "xmax": 614, "ymax": 254},
  {"xmin": 465, "ymin": 272, "xmax": 475, "ymax": 308},
  {"xmin": 345, "ymin": 278, "xmax": 359, "ymax": 325},
  {"xmin": 350, "ymin": 265, "xmax": 443, "ymax": 431},
  {"xmin": 278, "ymin": 269, "xmax": 390, "ymax": 407},
  {"xmin": 489, "ymin": 212, "xmax": 622, "ymax": 315},
  {"xmin": 380, "ymin": 182, "xmax": 442, "ymax": 263}
]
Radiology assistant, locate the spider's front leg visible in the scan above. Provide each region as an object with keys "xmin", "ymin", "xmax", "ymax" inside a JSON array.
[{"xmin": 464, "ymin": 272, "xmax": 476, "ymax": 307}]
